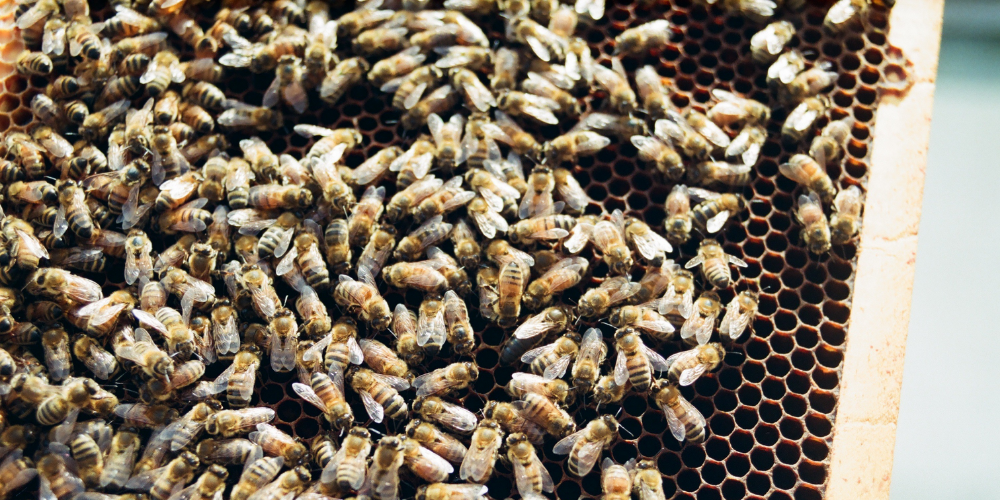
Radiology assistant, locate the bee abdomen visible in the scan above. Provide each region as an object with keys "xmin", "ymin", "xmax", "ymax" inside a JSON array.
[{"xmin": 704, "ymin": 260, "xmax": 731, "ymax": 288}]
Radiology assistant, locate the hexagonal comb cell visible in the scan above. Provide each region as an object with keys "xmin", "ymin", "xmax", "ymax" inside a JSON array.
[{"xmin": 0, "ymin": 0, "xmax": 909, "ymax": 498}]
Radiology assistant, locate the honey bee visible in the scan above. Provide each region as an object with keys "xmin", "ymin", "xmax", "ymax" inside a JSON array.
[
  {"xmin": 493, "ymin": 110, "xmax": 542, "ymax": 162},
  {"xmin": 41, "ymin": 326, "xmax": 71, "ymax": 381},
  {"xmin": 810, "ymin": 118, "xmax": 852, "ymax": 168},
  {"xmin": 413, "ymin": 294, "xmax": 445, "ymax": 355},
  {"xmin": 64, "ymin": 100, "xmax": 89, "ymax": 125},
  {"xmin": 544, "ymin": 130, "xmax": 612, "ymax": 168},
  {"xmin": 141, "ymin": 51, "xmax": 185, "ymax": 98},
  {"xmin": 439, "ymin": 290, "xmax": 475, "ymax": 355},
  {"xmin": 715, "ymin": 290, "xmax": 757, "ymax": 342},
  {"xmin": 577, "ymin": 276, "xmax": 640, "ymax": 318},
  {"xmin": 634, "ymin": 65, "xmax": 675, "ymax": 120},
  {"xmin": 357, "ymin": 339, "xmax": 411, "ymax": 382},
  {"xmin": 365, "ymin": 436, "xmax": 405, "ymax": 500},
  {"xmin": 247, "ymin": 184, "xmax": 314, "ymax": 211},
  {"xmin": 411, "ymin": 177, "xmax": 475, "ymax": 224},
  {"xmin": 92, "ymin": 428, "xmax": 137, "ymax": 490},
  {"xmin": 221, "ymin": 157, "xmax": 253, "ymax": 209},
  {"xmin": 218, "ymin": 101, "xmax": 283, "ymax": 131},
  {"xmin": 246, "ymin": 465, "xmax": 311, "ymax": 500},
  {"xmin": 709, "ymin": 90, "xmax": 770, "ymax": 130},
  {"xmin": 342, "ymin": 185, "xmax": 385, "ymax": 247},
  {"xmin": 824, "ymin": 0, "xmax": 872, "ymax": 34},
  {"xmin": 724, "ymin": 123, "xmax": 767, "ymax": 166},
  {"xmin": 613, "ymin": 327, "xmax": 670, "ymax": 392},
  {"xmin": 508, "ymin": 214, "xmax": 577, "ymax": 246},
  {"xmin": 750, "ymin": 20, "xmax": 794, "ymax": 65},
  {"xmin": 192, "ymin": 347, "xmax": 260, "ymax": 407},
  {"xmin": 413, "ymin": 395, "xmax": 478, "ymax": 434},
  {"xmin": 395, "ymin": 215, "xmax": 455, "ymax": 261},
  {"xmin": 552, "ymin": 415, "xmax": 618, "ymax": 477},
  {"xmin": 522, "ymin": 331, "xmax": 579, "ymax": 380},
  {"xmin": 390, "ymin": 304, "xmax": 423, "ymax": 366},
  {"xmin": 31, "ymin": 124, "xmax": 74, "ymax": 158},
  {"xmin": 334, "ymin": 275, "xmax": 392, "ymax": 330},
  {"xmin": 496, "ymin": 90, "xmax": 560, "ymax": 125},
  {"xmin": 8, "ymin": 180, "xmax": 57, "ymax": 206},
  {"xmin": 677, "ymin": 291, "xmax": 720, "ymax": 346},
  {"xmin": 413, "ymin": 362, "xmax": 478, "ymax": 398},
  {"xmin": 178, "ymin": 102, "xmax": 215, "ymax": 135},
  {"xmin": 54, "ymin": 180, "xmax": 96, "ymax": 240},
  {"xmin": 26, "ymin": 301, "xmax": 63, "ymax": 325},
  {"xmin": 795, "ymin": 191, "xmax": 832, "ymax": 255},
  {"xmin": 688, "ymin": 190, "xmax": 743, "ymax": 235},
  {"xmin": 293, "ymin": 370, "xmax": 353, "ymax": 429},
  {"xmin": 318, "ymin": 316, "xmax": 362, "ymax": 374},
  {"xmin": 162, "ymin": 401, "xmax": 219, "ymax": 451},
  {"xmin": 181, "ymin": 57, "xmax": 226, "ymax": 83},
  {"xmin": 782, "ymin": 96, "xmax": 830, "ymax": 145},
  {"xmin": 600, "ymin": 458, "xmax": 632, "ymax": 500},
  {"xmin": 780, "ymin": 64, "xmax": 839, "ymax": 106},
  {"xmin": 766, "ymin": 48, "xmax": 807, "ymax": 89},
  {"xmin": 523, "ymin": 257, "xmax": 587, "ymax": 310},
  {"xmin": 26, "ymin": 267, "xmax": 103, "ymax": 305},
  {"xmin": 665, "ymin": 343, "xmax": 725, "ymax": 386},
  {"xmin": 402, "ymin": 84, "xmax": 459, "ymax": 130},
  {"xmin": 514, "ymin": 392, "xmax": 575, "ymax": 438},
  {"xmin": 321, "ymin": 427, "xmax": 371, "ymax": 492},
  {"xmin": 16, "ymin": 51, "xmax": 54, "ymax": 75},
  {"xmin": 489, "ymin": 46, "xmax": 520, "ymax": 91},
  {"xmin": 405, "ymin": 420, "xmax": 468, "ymax": 465},
  {"xmin": 37, "ymin": 454, "xmax": 85, "ymax": 500},
  {"xmin": 113, "ymin": 401, "xmax": 178, "ymax": 429},
  {"xmin": 492, "ymin": 259, "xmax": 526, "ymax": 327},
  {"xmin": 685, "ymin": 240, "xmax": 748, "ymax": 289},
  {"xmin": 204, "ymin": 407, "xmax": 276, "ymax": 437},
  {"xmin": 591, "ymin": 59, "xmax": 637, "ymax": 114},
  {"xmin": 415, "ymin": 483, "xmax": 489, "ymax": 500},
  {"xmin": 610, "ymin": 304, "xmax": 675, "ymax": 341},
  {"xmin": 508, "ymin": 372, "xmax": 574, "ymax": 405},
  {"xmin": 386, "ymin": 64, "xmax": 440, "ymax": 112},
  {"xmin": 195, "ymin": 438, "xmax": 264, "ymax": 469},
  {"xmin": 460, "ymin": 419, "xmax": 503, "ymax": 483},
  {"xmin": 69, "ymin": 433, "xmax": 103, "ymax": 487},
  {"xmin": 267, "ymin": 308, "xmax": 299, "ymax": 372},
  {"xmin": 347, "ymin": 367, "xmax": 409, "ymax": 423},
  {"xmin": 263, "ymin": 55, "xmax": 308, "ymax": 114},
  {"xmin": 232, "ymin": 455, "xmax": 284, "ymax": 500},
  {"xmin": 830, "ymin": 185, "xmax": 863, "ymax": 245},
  {"xmin": 614, "ymin": 19, "xmax": 671, "ymax": 55},
  {"xmin": 631, "ymin": 459, "xmax": 667, "ymax": 500}
]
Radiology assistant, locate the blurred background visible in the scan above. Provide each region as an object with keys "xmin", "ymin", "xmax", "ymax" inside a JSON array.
[{"xmin": 889, "ymin": 0, "xmax": 1000, "ymax": 498}]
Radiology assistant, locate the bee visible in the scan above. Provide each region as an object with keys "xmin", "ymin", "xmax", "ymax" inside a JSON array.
[
  {"xmin": 195, "ymin": 347, "xmax": 260, "ymax": 407},
  {"xmin": 489, "ymin": 46, "xmax": 520, "ymax": 91},
  {"xmin": 70, "ymin": 433, "xmax": 103, "ymax": 487},
  {"xmin": 348, "ymin": 367, "xmax": 409, "ymax": 423},
  {"xmin": 514, "ymin": 392, "xmax": 575, "ymax": 438},
  {"xmin": 508, "ymin": 214, "xmax": 577, "ymax": 246},
  {"xmin": 321, "ymin": 427, "xmax": 371, "ymax": 492},
  {"xmin": 442, "ymin": 220, "xmax": 480, "ymax": 271},
  {"xmin": 406, "ymin": 420, "xmax": 469, "ymax": 465},
  {"xmin": 395, "ymin": 215, "xmax": 455, "ymax": 261},
  {"xmin": 399, "ymin": 436, "xmax": 453, "ymax": 484},
  {"xmin": 591, "ymin": 373, "xmax": 627, "ymax": 406},
  {"xmin": 334, "ymin": 274, "xmax": 392, "ymax": 330},
  {"xmin": 435, "ymin": 290, "xmax": 476, "ymax": 355},
  {"xmin": 523, "ymin": 257, "xmax": 587, "ymax": 310},
  {"xmin": 666, "ymin": 343, "xmax": 725, "ymax": 386},
  {"xmin": 293, "ymin": 370, "xmax": 353, "ymax": 429},
  {"xmin": 32, "ymin": 125, "xmax": 75, "ymax": 161},
  {"xmin": 496, "ymin": 90, "xmax": 560, "ymax": 125},
  {"xmin": 318, "ymin": 316, "xmax": 362, "ymax": 374},
  {"xmin": 26, "ymin": 301, "xmax": 63, "ymax": 324},
  {"xmin": 113, "ymin": 402, "xmax": 179, "ymax": 429},
  {"xmin": 411, "ymin": 177, "xmax": 475, "ymax": 224},
  {"xmin": 552, "ymin": 415, "xmax": 618, "ymax": 477},
  {"xmin": 631, "ymin": 459, "xmax": 667, "ymax": 500},
  {"xmin": 460, "ymin": 419, "xmax": 503, "ymax": 483},
  {"xmin": 518, "ymin": 166, "xmax": 555, "ymax": 220},
  {"xmin": 16, "ymin": 51, "xmax": 53, "ymax": 75},
  {"xmin": 610, "ymin": 304, "xmax": 675, "ymax": 341},
  {"xmin": 613, "ymin": 326, "xmax": 671, "ymax": 392},
  {"xmin": 140, "ymin": 51, "xmax": 184, "ymax": 98},
  {"xmin": 578, "ymin": 276, "xmax": 640, "ymax": 318},
  {"xmin": 415, "ymin": 483, "xmax": 489, "ymax": 500},
  {"xmin": 386, "ymin": 64, "xmax": 440, "ymax": 112},
  {"xmin": 203, "ymin": 407, "xmax": 276, "ymax": 438},
  {"xmin": 317, "ymin": 56, "xmax": 368, "ymax": 104},
  {"xmin": 41, "ymin": 326, "xmax": 71, "ymax": 381},
  {"xmin": 689, "ymin": 190, "xmax": 744, "ymax": 235},
  {"xmin": 614, "ymin": 19, "xmax": 671, "ymax": 55},
  {"xmin": 233, "ymin": 456, "xmax": 284, "ymax": 500},
  {"xmin": 402, "ymin": 83, "xmax": 460, "ymax": 130},
  {"xmin": 492, "ymin": 259, "xmax": 527, "ymax": 327},
  {"xmin": 393, "ymin": 303, "xmax": 424, "ymax": 365},
  {"xmin": 249, "ymin": 465, "xmax": 312, "ymax": 500},
  {"xmin": 724, "ymin": 123, "xmax": 767, "ymax": 166},
  {"xmin": 413, "ymin": 362, "xmax": 478, "ymax": 397},
  {"xmin": 359, "ymin": 338, "xmax": 412, "ymax": 382},
  {"xmin": 218, "ymin": 101, "xmax": 283, "ymax": 131},
  {"xmin": 264, "ymin": 308, "xmax": 297, "ymax": 372},
  {"xmin": 591, "ymin": 59, "xmax": 637, "ymax": 114},
  {"xmin": 687, "ymin": 160, "xmax": 752, "ymax": 188},
  {"xmin": 708, "ymin": 89, "xmax": 770, "ymax": 130},
  {"xmin": 413, "ymin": 395, "xmax": 478, "ymax": 434},
  {"xmin": 413, "ymin": 294, "xmax": 446, "ymax": 355},
  {"xmin": 508, "ymin": 372, "xmax": 574, "ymax": 405},
  {"xmin": 6, "ymin": 136, "xmax": 49, "ymax": 182},
  {"xmin": 621, "ymin": 216, "xmax": 672, "ymax": 267},
  {"xmin": 260, "ymin": 55, "xmax": 307, "ymax": 113},
  {"xmin": 810, "ymin": 118, "xmax": 852, "ymax": 168},
  {"xmin": 30, "ymin": 93, "xmax": 63, "ymax": 127},
  {"xmin": 677, "ymin": 291, "xmax": 721, "ymax": 346},
  {"xmin": 635, "ymin": 65, "xmax": 675, "ymax": 120},
  {"xmin": 522, "ymin": 331, "xmax": 580, "ymax": 380},
  {"xmin": 364, "ymin": 436, "xmax": 405, "ymax": 500},
  {"xmin": 219, "ymin": 157, "xmax": 253, "ymax": 209},
  {"xmin": 162, "ymin": 401, "xmax": 219, "ymax": 451},
  {"xmin": 345, "ymin": 185, "xmax": 385, "ymax": 247},
  {"xmin": 750, "ymin": 20, "xmax": 794, "ymax": 65},
  {"xmin": 247, "ymin": 184, "xmax": 314, "ymax": 211},
  {"xmin": 824, "ymin": 0, "xmax": 871, "ymax": 34},
  {"xmin": 685, "ymin": 239, "xmax": 748, "ymax": 289},
  {"xmin": 766, "ymin": 49, "xmax": 807, "ymax": 90},
  {"xmin": 831, "ymin": 185, "xmax": 863, "ymax": 245},
  {"xmin": 181, "ymin": 57, "xmax": 226, "ymax": 83},
  {"xmin": 782, "ymin": 96, "xmax": 830, "ymax": 145},
  {"xmin": 37, "ymin": 454, "xmax": 85, "ymax": 500},
  {"xmin": 508, "ymin": 16, "xmax": 565, "ymax": 62},
  {"xmin": 544, "ymin": 129, "xmax": 612, "ymax": 167},
  {"xmin": 26, "ymin": 267, "xmax": 103, "ymax": 305},
  {"xmin": 796, "ymin": 191, "xmax": 832, "ymax": 255},
  {"xmin": 600, "ymin": 458, "xmax": 632, "ymax": 500},
  {"xmin": 494, "ymin": 110, "xmax": 542, "ymax": 161},
  {"xmin": 194, "ymin": 438, "xmax": 264, "ymax": 470},
  {"xmin": 715, "ymin": 290, "xmax": 758, "ymax": 342},
  {"xmin": 154, "ymin": 90, "xmax": 181, "ymax": 124},
  {"xmin": 780, "ymin": 64, "xmax": 840, "ymax": 106},
  {"xmin": 280, "ymin": 231, "xmax": 329, "ymax": 289},
  {"xmin": 54, "ymin": 180, "xmax": 95, "ymax": 240}
]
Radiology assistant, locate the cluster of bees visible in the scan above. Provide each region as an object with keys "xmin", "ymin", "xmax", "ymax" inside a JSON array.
[{"xmin": 0, "ymin": 0, "xmax": 888, "ymax": 498}]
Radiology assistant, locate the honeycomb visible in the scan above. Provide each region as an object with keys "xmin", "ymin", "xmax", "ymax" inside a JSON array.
[{"xmin": 0, "ymin": 0, "xmax": 912, "ymax": 499}]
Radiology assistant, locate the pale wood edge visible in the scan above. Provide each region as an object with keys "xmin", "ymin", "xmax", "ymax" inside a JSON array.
[{"xmin": 824, "ymin": 1, "xmax": 943, "ymax": 499}]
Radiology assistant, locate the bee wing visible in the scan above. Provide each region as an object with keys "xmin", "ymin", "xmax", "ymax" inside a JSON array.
[
  {"xmin": 678, "ymin": 362, "xmax": 707, "ymax": 387},
  {"xmin": 470, "ymin": 206, "xmax": 507, "ymax": 239},
  {"xmin": 346, "ymin": 336, "xmax": 365, "ymax": 365},
  {"xmin": 54, "ymin": 205, "xmax": 68, "ymax": 238},
  {"xmin": 520, "ymin": 343, "xmax": 555, "ymax": 363},
  {"xmin": 512, "ymin": 456, "xmax": 534, "ymax": 497},
  {"xmin": 293, "ymin": 382, "xmax": 329, "ymax": 413},
  {"xmin": 403, "ymin": 81, "xmax": 429, "ymax": 110},
  {"xmin": 644, "ymin": 346, "xmax": 671, "ymax": 372},
  {"xmin": 551, "ymin": 428, "xmax": 585, "ymax": 455},
  {"xmin": 372, "ymin": 372, "xmax": 410, "ymax": 391},
  {"xmin": 662, "ymin": 399, "xmax": 688, "ymax": 442},
  {"xmin": 461, "ymin": 78, "xmax": 495, "ymax": 112},
  {"xmin": 262, "ymin": 74, "xmax": 281, "ymax": 109},
  {"xmin": 705, "ymin": 210, "xmax": 730, "ymax": 234},
  {"xmin": 459, "ymin": 434, "xmax": 501, "ymax": 481},
  {"xmin": 631, "ymin": 228, "xmax": 673, "ymax": 258},
  {"xmin": 213, "ymin": 314, "xmax": 240, "ymax": 355},
  {"xmin": 728, "ymin": 255, "xmax": 748, "ymax": 267},
  {"xmin": 359, "ymin": 389, "xmax": 385, "ymax": 423},
  {"xmin": 283, "ymin": 81, "xmax": 308, "ymax": 114},
  {"xmin": 417, "ymin": 308, "xmax": 445, "ymax": 347},
  {"xmin": 525, "ymin": 35, "xmax": 552, "ymax": 62},
  {"xmin": 275, "ymin": 245, "xmax": 298, "ymax": 276},
  {"xmin": 556, "ymin": 175, "xmax": 589, "ymax": 211},
  {"xmin": 543, "ymin": 354, "xmax": 572, "ymax": 380},
  {"xmin": 564, "ymin": 222, "xmax": 593, "ymax": 254},
  {"xmin": 614, "ymin": 349, "xmax": 629, "ymax": 387},
  {"xmin": 269, "ymin": 332, "xmax": 298, "ymax": 372},
  {"xmin": 437, "ymin": 404, "xmax": 478, "ymax": 433},
  {"xmin": 84, "ymin": 343, "xmax": 117, "ymax": 380},
  {"xmin": 578, "ymin": 327, "xmax": 604, "ymax": 363},
  {"xmin": 418, "ymin": 444, "xmax": 455, "ymax": 474},
  {"xmin": 635, "ymin": 314, "xmax": 675, "ymax": 335},
  {"xmin": 513, "ymin": 312, "xmax": 556, "ymax": 340}
]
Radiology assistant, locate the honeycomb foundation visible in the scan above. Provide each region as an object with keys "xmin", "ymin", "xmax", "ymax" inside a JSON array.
[{"xmin": 0, "ymin": 0, "xmax": 939, "ymax": 498}]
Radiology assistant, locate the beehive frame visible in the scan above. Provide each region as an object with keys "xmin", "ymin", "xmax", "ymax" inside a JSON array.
[{"xmin": 0, "ymin": 0, "xmax": 941, "ymax": 498}]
